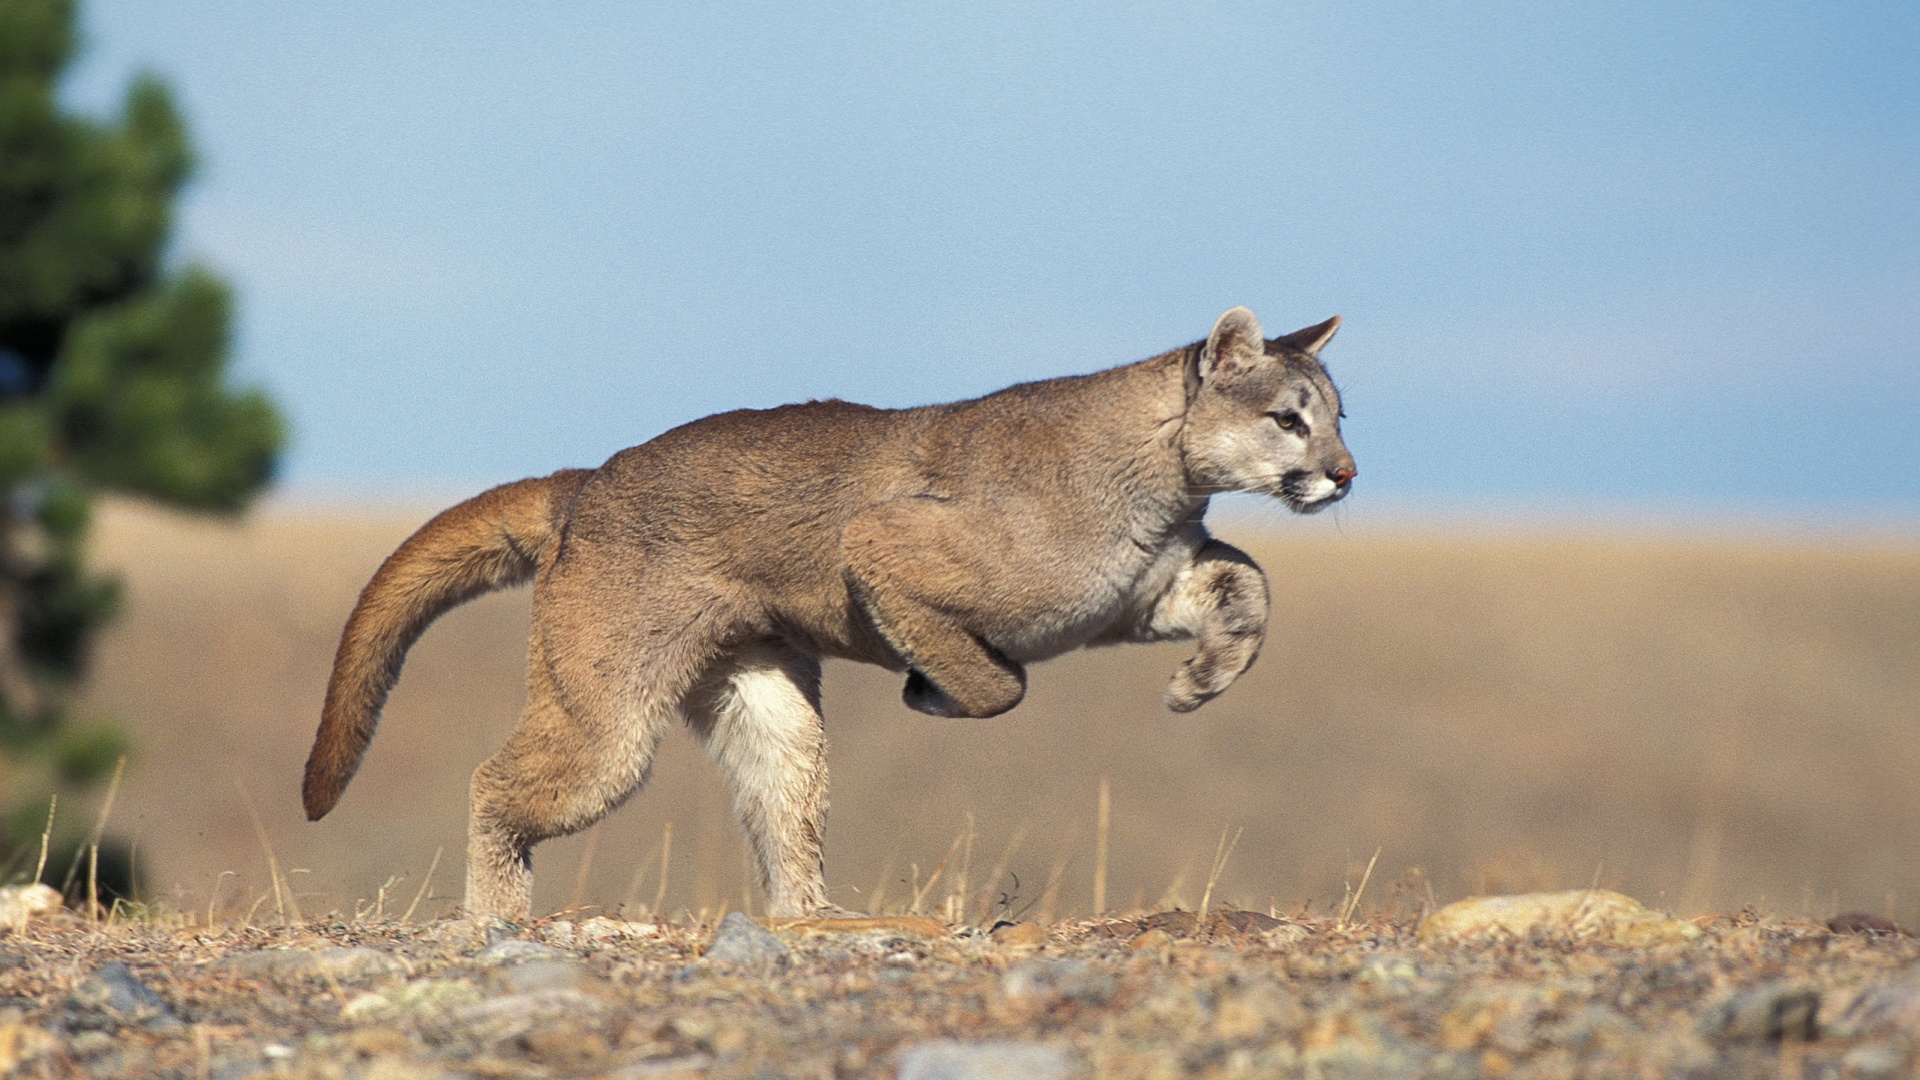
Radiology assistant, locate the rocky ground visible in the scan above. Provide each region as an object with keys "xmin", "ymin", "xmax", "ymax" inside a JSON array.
[{"xmin": 1, "ymin": 891, "xmax": 1917, "ymax": 1079}]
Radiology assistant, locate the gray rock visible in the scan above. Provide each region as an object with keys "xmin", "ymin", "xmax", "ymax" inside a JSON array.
[
  {"xmin": 474, "ymin": 939, "xmax": 570, "ymax": 965},
  {"xmin": 1841, "ymin": 1042, "xmax": 1911, "ymax": 1078},
  {"xmin": 1002, "ymin": 959, "xmax": 1115, "ymax": 1005},
  {"xmin": 1830, "ymin": 979, "xmax": 1920, "ymax": 1038},
  {"xmin": 62, "ymin": 962, "xmax": 181, "ymax": 1031},
  {"xmin": 229, "ymin": 945, "xmax": 405, "ymax": 983},
  {"xmin": 498, "ymin": 958, "xmax": 594, "ymax": 994},
  {"xmin": 1697, "ymin": 981, "xmax": 1820, "ymax": 1042},
  {"xmin": 897, "ymin": 1040, "xmax": 1071, "ymax": 1080},
  {"xmin": 701, "ymin": 912, "xmax": 790, "ymax": 967}
]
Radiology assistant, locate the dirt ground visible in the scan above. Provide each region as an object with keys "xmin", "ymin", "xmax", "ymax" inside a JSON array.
[{"xmin": 2, "ymin": 903, "xmax": 1917, "ymax": 1079}]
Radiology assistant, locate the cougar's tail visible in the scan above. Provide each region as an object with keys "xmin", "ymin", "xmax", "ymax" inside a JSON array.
[{"xmin": 302, "ymin": 468, "xmax": 592, "ymax": 821}]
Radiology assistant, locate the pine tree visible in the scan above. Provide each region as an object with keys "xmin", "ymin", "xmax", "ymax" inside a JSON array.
[{"xmin": 0, "ymin": 0, "xmax": 284, "ymax": 897}]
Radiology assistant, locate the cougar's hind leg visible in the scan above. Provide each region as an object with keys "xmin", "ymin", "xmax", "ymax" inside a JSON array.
[
  {"xmin": 464, "ymin": 632, "xmax": 699, "ymax": 922},
  {"xmin": 686, "ymin": 645, "xmax": 835, "ymax": 917}
]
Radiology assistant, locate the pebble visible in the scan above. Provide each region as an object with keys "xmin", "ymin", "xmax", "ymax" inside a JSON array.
[
  {"xmin": 1828, "ymin": 979, "xmax": 1920, "ymax": 1038},
  {"xmin": 1417, "ymin": 890, "xmax": 1699, "ymax": 946},
  {"xmin": 342, "ymin": 979, "xmax": 482, "ymax": 1023},
  {"xmin": 446, "ymin": 988, "xmax": 612, "ymax": 1047},
  {"xmin": 1128, "ymin": 928, "xmax": 1174, "ymax": 953},
  {"xmin": 1696, "ymin": 981, "xmax": 1820, "ymax": 1042},
  {"xmin": 895, "ymin": 1039, "xmax": 1071, "ymax": 1080},
  {"xmin": 1002, "ymin": 959, "xmax": 1115, "ymax": 1005},
  {"xmin": 0, "ymin": 885, "xmax": 61, "ymax": 930},
  {"xmin": 61, "ymin": 962, "xmax": 181, "ymax": 1031},
  {"xmin": 474, "ymin": 939, "xmax": 570, "ymax": 966},
  {"xmin": 497, "ymin": 959, "xmax": 596, "ymax": 995},
  {"xmin": 1841, "ymin": 1042, "xmax": 1911, "ymax": 1078},
  {"xmin": 578, "ymin": 916, "xmax": 660, "ymax": 945},
  {"xmin": 1827, "ymin": 912, "xmax": 1913, "ymax": 937},
  {"xmin": 989, "ymin": 921, "xmax": 1048, "ymax": 948},
  {"xmin": 230, "ymin": 946, "xmax": 406, "ymax": 983},
  {"xmin": 700, "ymin": 912, "xmax": 790, "ymax": 967}
]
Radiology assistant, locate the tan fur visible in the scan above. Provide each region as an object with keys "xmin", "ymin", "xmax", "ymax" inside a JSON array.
[{"xmin": 306, "ymin": 307, "xmax": 1356, "ymax": 920}]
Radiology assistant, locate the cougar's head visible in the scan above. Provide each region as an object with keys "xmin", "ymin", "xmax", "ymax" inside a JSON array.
[{"xmin": 1181, "ymin": 307, "xmax": 1356, "ymax": 513}]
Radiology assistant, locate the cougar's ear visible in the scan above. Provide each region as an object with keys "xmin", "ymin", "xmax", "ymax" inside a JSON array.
[
  {"xmin": 1266, "ymin": 315, "xmax": 1341, "ymax": 357},
  {"xmin": 1199, "ymin": 307, "xmax": 1265, "ymax": 381}
]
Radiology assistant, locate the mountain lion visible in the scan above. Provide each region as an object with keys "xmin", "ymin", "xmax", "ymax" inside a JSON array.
[{"xmin": 304, "ymin": 306, "xmax": 1356, "ymax": 920}]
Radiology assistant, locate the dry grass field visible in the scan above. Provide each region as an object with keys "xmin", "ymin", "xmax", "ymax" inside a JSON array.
[{"xmin": 72, "ymin": 498, "xmax": 1920, "ymax": 929}]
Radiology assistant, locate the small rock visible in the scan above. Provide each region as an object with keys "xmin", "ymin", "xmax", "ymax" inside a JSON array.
[
  {"xmin": 1256, "ymin": 922, "xmax": 1312, "ymax": 948},
  {"xmin": 606, "ymin": 1053, "xmax": 715, "ymax": 1078},
  {"xmin": 1829, "ymin": 979, "xmax": 1920, "ymax": 1038},
  {"xmin": 1840, "ymin": 1042, "xmax": 1910, "ymax": 1078},
  {"xmin": 896, "ymin": 1039, "xmax": 1071, "ymax": 1080},
  {"xmin": 1212, "ymin": 982, "xmax": 1304, "ymax": 1039},
  {"xmin": 1002, "ymin": 959, "xmax": 1115, "ymax": 1005},
  {"xmin": 1131, "ymin": 911, "xmax": 1200, "ymax": 938},
  {"xmin": 990, "ymin": 921, "xmax": 1048, "ymax": 948},
  {"xmin": 518, "ymin": 1018, "xmax": 611, "ymax": 1066},
  {"xmin": 65, "ymin": 1029, "xmax": 115, "ymax": 1057},
  {"xmin": 1697, "ymin": 982, "xmax": 1820, "ymax": 1042},
  {"xmin": 0, "ymin": 1015, "xmax": 57, "ymax": 1072},
  {"xmin": 342, "ymin": 978, "xmax": 482, "ymax": 1022},
  {"xmin": 474, "ymin": 939, "xmax": 569, "ymax": 966},
  {"xmin": 540, "ymin": 920, "xmax": 576, "ymax": 947},
  {"xmin": 700, "ymin": 912, "xmax": 790, "ymax": 967},
  {"xmin": 0, "ymin": 885, "xmax": 61, "ymax": 930},
  {"xmin": 62, "ymin": 962, "xmax": 180, "ymax": 1031},
  {"xmin": 1417, "ymin": 890, "xmax": 1698, "ymax": 946},
  {"xmin": 578, "ymin": 916, "xmax": 659, "ymax": 945},
  {"xmin": 363, "ymin": 1058, "xmax": 455, "ymax": 1080},
  {"xmin": 230, "ymin": 946, "xmax": 406, "ymax": 983},
  {"xmin": 1214, "ymin": 909, "xmax": 1283, "ymax": 934},
  {"xmin": 1828, "ymin": 912, "xmax": 1913, "ymax": 937},
  {"xmin": 498, "ymin": 959, "xmax": 595, "ymax": 995},
  {"xmin": 1128, "ymin": 928, "xmax": 1174, "ymax": 953},
  {"xmin": 449, "ymin": 989, "xmax": 611, "ymax": 1048}
]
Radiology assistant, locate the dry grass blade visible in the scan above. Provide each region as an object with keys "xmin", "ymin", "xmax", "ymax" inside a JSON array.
[
  {"xmin": 974, "ymin": 824, "xmax": 1028, "ymax": 923},
  {"xmin": 1197, "ymin": 824, "xmax": 1244, "ymax": 925},
  {"xmin": 1094, "ymin": 777, "xmax": 1111, "ymax": 917},
  {"xmin": 910, "ymin": 831, "xmax": 967, "ymax": 915},
  {"xmin": 651, "ymin": 821, "xmax": 673, "ymax": 916},
  {"xmin": 1340, "ymin": 847, "xmax": 1382, "ymax": 928},
  {"xmin": 234, "ymin": 780, "xmax": 301, "ymax": 922},
  {"xmin": 87, "ymin": 757, "xmax": 128, "ymax": 921},
  {"xmin": 402, "ymin": 846, "xmax": 444, "ymax": 924},
  {"xmin": 946, "ymin": 812, "xmax": 976, "ymax": 924},
  {"xmin": 33, "ymin": 793, "xmax": 55, "ymax": 886}
]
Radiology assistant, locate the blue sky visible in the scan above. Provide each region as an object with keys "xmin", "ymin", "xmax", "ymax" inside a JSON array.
[{"xmin": 63, "ymin": 2, "xmax": 1919, "ymax": 516}]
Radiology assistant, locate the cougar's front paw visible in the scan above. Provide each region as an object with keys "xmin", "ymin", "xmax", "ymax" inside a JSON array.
[
  {"xmin": 903, "ymin": 669, "xmax": 963, "ymax": 717},
  {"xmin": 1165, "ymin": 654, "xmax": 1234, "ymax": 713}
]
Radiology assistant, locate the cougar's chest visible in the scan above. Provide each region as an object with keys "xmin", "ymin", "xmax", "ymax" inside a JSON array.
[{"xmin": 989, "ymin": 528, "xmax": 1198, "ymax": 664}]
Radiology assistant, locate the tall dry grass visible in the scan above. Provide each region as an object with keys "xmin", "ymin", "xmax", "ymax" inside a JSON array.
[{"xmin": 70, "ymin": 498, "xmax": 1920, "ymax": 925}]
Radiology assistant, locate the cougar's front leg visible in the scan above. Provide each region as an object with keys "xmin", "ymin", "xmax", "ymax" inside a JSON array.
[
  {"xmin": 842, "ymin": 503, "xmax": 1028, "ymax": 719},
  {"xmin": 1141, "ymin": 539, "xmax": 1270, "ymax": 712}
]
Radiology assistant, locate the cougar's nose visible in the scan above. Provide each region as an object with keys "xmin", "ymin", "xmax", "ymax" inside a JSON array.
[{"xmin": 1330, "ymin": 465, "xmax": 1357, "ymax": 486}]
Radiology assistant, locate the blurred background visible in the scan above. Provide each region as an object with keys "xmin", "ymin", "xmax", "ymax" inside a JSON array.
[{"xmin": 8, "ymin": 1, "xmax": 1918, "ymax": 923}]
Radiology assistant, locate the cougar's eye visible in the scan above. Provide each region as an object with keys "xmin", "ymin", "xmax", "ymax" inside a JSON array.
[{"xmin": 1270, "ymin": 411, "xmax": 1307, "ymax": 435}]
